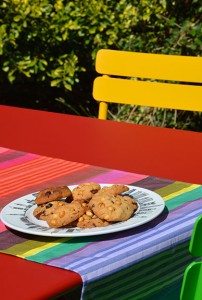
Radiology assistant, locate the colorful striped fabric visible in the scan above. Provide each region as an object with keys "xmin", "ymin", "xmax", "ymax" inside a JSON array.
[{"xmin": 0, "ymin": 146, "xmax": 202, "ymax": 300}]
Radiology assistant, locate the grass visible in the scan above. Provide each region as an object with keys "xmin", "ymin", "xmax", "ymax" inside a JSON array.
[{"xmin": 108, "ymin": 104, "xmax": 202, "ymax": 132}]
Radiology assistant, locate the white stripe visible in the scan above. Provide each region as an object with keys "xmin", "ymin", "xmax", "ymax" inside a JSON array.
[{"xmin": 63, "ymin": 207, "xmax": 202, "ymax": 271}]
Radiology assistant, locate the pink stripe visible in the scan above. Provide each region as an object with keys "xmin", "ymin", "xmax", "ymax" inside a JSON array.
[
  {"xmin": 0, "ymin": 153, "xmax": 40, "ymax": 170},
  {"xmin": 0, "ymin": 220, "xmax": 7, "ymax": 233},
  {"xmin": 76, "ymin": 170, "xmax": 148, "ymax": 185},
  {"xmin": 0, "ymin": 147, "xmax": 12, "ymax": 154}
]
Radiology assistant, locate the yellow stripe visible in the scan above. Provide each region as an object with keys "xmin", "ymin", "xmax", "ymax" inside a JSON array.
[
  {"xmin": 163, "ymin": 184, "xmax": 200, "ymax": 201},
  {"xmin": 22, "ymin": 237, "xmax": 71, "ymax": 257},
  {"xmin": 1, "ymin": 237, "xmax": 71, "ymax": 258}
]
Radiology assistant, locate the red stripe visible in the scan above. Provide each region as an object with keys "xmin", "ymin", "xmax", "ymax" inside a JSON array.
[
  {"xmin": 0, "ymin": 156, "xmax": 53, "ymax": 175},
  {"xmin": 0, "ymin": 159, "xmax": 86, "ymax": 182},
  {"xmin": 0, "ymin": 162, "xmax": 87, "ymax": 188},
  {"xmin": 0, "ymin": 159, "xmax": 82, "ymax": 184},
  {"xmin": 0, "ymin": 164, "xmax": 89, "ymax": 197}
]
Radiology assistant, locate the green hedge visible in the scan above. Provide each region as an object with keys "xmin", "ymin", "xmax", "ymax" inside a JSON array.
[{"xmin": 0, "ymin": 0, "xmax": 201, "ymax": 129}]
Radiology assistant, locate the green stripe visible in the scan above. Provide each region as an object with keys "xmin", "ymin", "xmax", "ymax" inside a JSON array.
[
  {"xmin": 0, "ymin": 237, "xmax": 68, "ymax": 256},
  {"xmin": 147, "ymin": 279, "xmax": 182, "ymax": 300},
  {"xmin": 126, "ymin": 261, "xmax": 187, "ymax": 300},
  {"xmin": 155, "ymin": 181, "xmax": 193, "ymax": 198},
  {"xmin": 27, "ymin": 186, "xmax": 202, "ymax": 262},
  {"xmin": 164, "ymin": 186, "xmax": 202, "ymax": 211},
  {"xmin": 26, "ymin": 235, "xmax": 102, "ymax": 263},
  {"xmin": 82, "ymin": 185, "xmax": 202, "ymax": 300},
  {"xmin": 83, "ymin": 241, "xmax": 191, "ymax": 300},
  {"xmin": 84, "ymin": 242, "xmax": 189, "ymax": 290}
]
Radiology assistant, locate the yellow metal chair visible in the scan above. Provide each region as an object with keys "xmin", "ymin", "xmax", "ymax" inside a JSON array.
[{"xmin": 93, "ymin": 49, "xmax": 202, "ymax": 120}]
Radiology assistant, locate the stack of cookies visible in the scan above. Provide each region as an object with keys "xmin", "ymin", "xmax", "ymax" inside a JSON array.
[{"xmin": 33, "ymin": 183, "xmax": 138, "ymax": 228}]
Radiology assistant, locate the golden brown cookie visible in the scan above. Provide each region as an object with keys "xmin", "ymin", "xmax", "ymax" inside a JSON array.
[
  {"xmin": 33, "ymin": 201, "xmax": 68, "ymax": 220},
  {"xmin": 76, "ymin": 210, "xmax": 111, "ymax": 228},
  {"xmin": 89, "ymin": 194, "xmax": 137, "ymax": 222},
  {"xmin": 96, "ymin": 184, "xmax": 129, "ymax": 197},
  {"xmin": 72, "ymin": 182, "xmax": 101, "ymax": 203},
  {"xmin": 35, "ymin": 186, "xmax": 72, "ymax": 205},
  {"xmin": 46, "ymin": 201, "xmax": 85, "ymax": 228}
]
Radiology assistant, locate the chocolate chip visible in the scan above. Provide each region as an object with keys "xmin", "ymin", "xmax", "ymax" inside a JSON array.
[
  {"xmin": 45, "ymin": 191, "xmax": 51, "ymax": 197},
  {"xmin": 46, "ymin": 203, "xmax": 53, "ymax": 209},
  {"xmin": 65, "ymin": 195, "xmax": 73, "ymax": 203},
  {"xmin": 91, "ymin": 189, "xmax": 98, "ymax": 194},
  {"xmin": 35, "ymin": 212, "xmax": 44, "ymax": 219}
]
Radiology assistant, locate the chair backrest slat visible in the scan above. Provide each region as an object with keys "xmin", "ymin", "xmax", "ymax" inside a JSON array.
[
  {"xmin": 93, "ymin": 49, "xmax": 202, "ymax": 119},
  {"xmin": 95, "ymin": 49, "xmax": 202, "ymax": 83},
  {"xmin": 93, "ymin": 76, "xmax": 202, "ymax": 112}
]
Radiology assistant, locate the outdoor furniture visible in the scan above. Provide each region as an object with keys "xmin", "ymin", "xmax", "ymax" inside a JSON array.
[
  {"xmin": 1, "ymin": 105, "xmax": 202, "ymax": 184},
  {"xmin": 180, "ymin": 215, "xmax": 202, "ymax": 300},
  {"xmin": 93, "ymin": 49, "xmax": 202, "ymax": 119},
  {"xmin": 0, "ymin": 105, "xmax": 202, "ymax": 299}
]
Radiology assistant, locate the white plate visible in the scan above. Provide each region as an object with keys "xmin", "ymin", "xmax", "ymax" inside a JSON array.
[{"xmin": 0, "ymin": 184, "xmax": 165, "ymax": 237}]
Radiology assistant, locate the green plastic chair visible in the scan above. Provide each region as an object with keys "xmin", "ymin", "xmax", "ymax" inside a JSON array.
[{"xmin": 180, "ymin": 215, "xmax": 202, "ymax": 300}]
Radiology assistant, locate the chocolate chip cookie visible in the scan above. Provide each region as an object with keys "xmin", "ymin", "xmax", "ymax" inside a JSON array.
[
  {"xmin": 76, "ymin": 210, "xmax": 111, "ymax": 228},
  {"xmin": 46, "ymin": 201, "xmax": 85, "ymax": 228},
  {"xmin": 33, "ymin": 200, "xmax": 68, "ymax": 220},
  {"xmin": 72, "ymin": 182, "xmax": 101, "ymax": 203},
  {"xmin": 89, "ymin": 194, "xmax": 137, "ymax": 222},
  {"xmin": 96, "ymin": 184, "xmax": 129, "ymax": 197},
  {"xmin": 35, "ymin": 186, "xmax": 72, "ymax": 205}
]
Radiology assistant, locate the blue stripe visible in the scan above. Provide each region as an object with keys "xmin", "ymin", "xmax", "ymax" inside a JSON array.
[
  {"xmin": 64, "ymin": 211, "xmax": 199, "ymax": 272},
  {"xmin": 83, "ymin": 242, "xmax": 191, "ymax": 299},
  {"xmin": 62, "ymin": 206, "xmax": 202, "ymax": 272}
]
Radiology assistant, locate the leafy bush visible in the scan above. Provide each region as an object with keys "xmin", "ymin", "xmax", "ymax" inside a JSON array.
[
  {"xmin": 0, "ymin": 0, "xmax": 201, "ymax": 130},
  {"xmin": 1, "ymin": 0, "xmax": 149, "ymax": 89}
]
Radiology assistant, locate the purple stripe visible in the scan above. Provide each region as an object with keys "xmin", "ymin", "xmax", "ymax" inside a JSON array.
[
  {"xmin": 59, "ymin": 206, "xmax": 202, "ymax": 280},
  {"xmin": 0, "ymin": 153, "xmax": 39, "ymax": 170},
  {"xmin": 0, "ymin": 230, "xmax": 28, "ymax": 250},
  {"xmin": 46, "ymin": 198, "xmax": 202, "ymax": 269},
  {"xmin": 133, "ymin": 176, "xmax": 175, "ymax": 191},
  {"xmin": 79, "ymin": 224, "xmax": 193, "ymax": 283},
  {"xmin": 81, "ymin": 170, "xmax": 148, "ymax": 185}
]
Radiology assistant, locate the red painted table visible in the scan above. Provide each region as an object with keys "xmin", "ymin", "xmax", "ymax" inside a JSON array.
[{"xmin": 0, "ymin": 105, "xmax": 202, "ymax": 299}]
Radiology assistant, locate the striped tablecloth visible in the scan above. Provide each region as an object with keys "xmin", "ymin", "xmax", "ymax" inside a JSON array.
[{"xmin": 1, "ymin": 146, "xmax": 202, "ymax": 300}]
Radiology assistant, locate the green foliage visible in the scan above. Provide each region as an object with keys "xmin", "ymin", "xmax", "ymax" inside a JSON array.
[
  {"xmin": 126, "ymin": 0, "xmax": 202, "ymax": 56},
  {"xmin": 0, "ymin": 0, "xmax": 168, "ymax": 89},
  {"xmin": 0, "ymin": 0, "xmax": 201, "ymax": 130},
  {"xmin": 0, "ymin": 0, "xmax": 85, "ymax": 90}
]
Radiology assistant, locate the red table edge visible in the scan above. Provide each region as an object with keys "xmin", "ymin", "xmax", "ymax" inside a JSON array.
[
  {"xmin": 1, "ymin": 104, "xmax": 202, "ymax": 184},
  {"xmin": 0, "ymin": 104, "xmax": 202, "ymax": 298},
  {"xmin": 0, "ymin": 253, "xmax": 82, "ymax": 299}
]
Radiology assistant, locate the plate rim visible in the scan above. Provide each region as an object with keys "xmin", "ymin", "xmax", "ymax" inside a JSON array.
[{"xmin": 0, "ymin": 184, "xmax": 165, "ymax": 237}]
